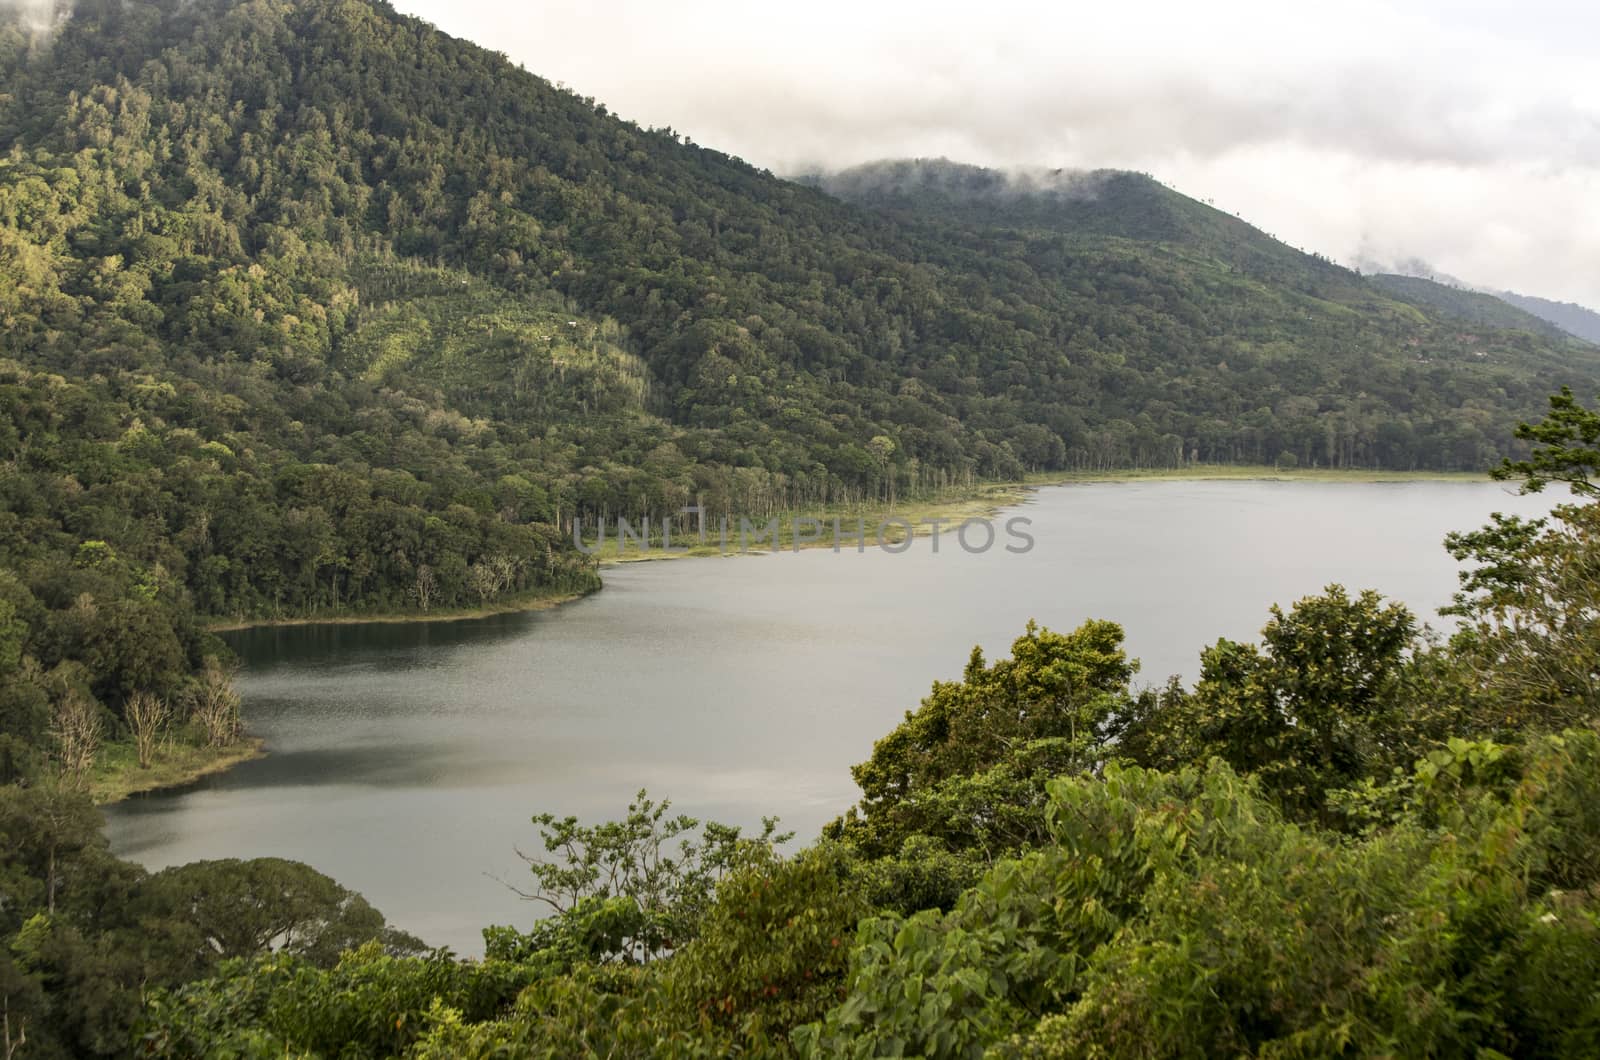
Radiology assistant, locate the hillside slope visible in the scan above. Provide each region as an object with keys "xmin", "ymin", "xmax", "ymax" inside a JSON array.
[
  {"xmin": 1369, "ymin": 274, "xmax": 1582, "ymax": 344},
  {"xmin": 1497, "ymin": 291, "xmax": 1600, "ymax": 345},
  {"xmin": 807, "ymin": 158, "xmax": 1364, "ymax": 300},
  {"xmin": 4, "ymin": 0, "xmax": 1598, "ymax": 490}
]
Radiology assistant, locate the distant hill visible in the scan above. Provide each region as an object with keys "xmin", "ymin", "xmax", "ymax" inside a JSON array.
[
  {"xmin": 1496, "ymin": 291, "xmax": 1600, "ymax": 345},
  {"xmin": 1368, "ymin": 275, "xmax": 1582, "ymax": 344},
  {"xmin": 805, "ymin": 158, "xmax": 1362, "ymax": 299},
  {"xmin": 1353, "ymin": 256, "xmax": 1599, "ymax": 348}
]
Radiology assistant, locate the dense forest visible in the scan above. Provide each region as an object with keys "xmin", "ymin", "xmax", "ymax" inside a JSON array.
[
  {"xmin": 1, "ymin": 392, "xmax": 1596, "ymax": 1057},
  {"xmin": 2, "ymin": 0, "xmax": 1598, "ymax": 776},
  {"xmin": 3, "ymin": 0, "xmax": 1600, "ymax": 1051}
]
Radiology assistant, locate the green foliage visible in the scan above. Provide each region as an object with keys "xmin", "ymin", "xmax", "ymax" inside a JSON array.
[
  {"xmin": 1445, "ymin": 502, "xmax": 1600, "ymax": 730},
  {"xmin": 1495, "ymin": 386, "xmax": 1600, "ymax": 497},
  {"xmin": 406, "ymin": 963, "xmax": 666, "ymax": 1060},
  {"xmin": 836, "ymin": 620, "xmax": 1136, "ymax": 858},
  {"xmin": 138, "ymin": 858, "xmax": 426, "ymax": 968},
  {"xmin": 803, "ymin": 738, "xmax": 1600, "ymax": 1057},
  {"xmin": 0, "ymin": 782, "xmax": 417, "ymax": 1058},
  {"xmin": 659, "ymin": 844, "xmax": 870, "ymax": 1051},
  {"xmin": 137, "ymin": 943, "xmax": 541, "ymax": 1059},
  {"xmin": 851, "ymin": 834, "xmax": 988, "ymax": 917},
  {"xmin": 407, "ymin": 847, "xmax": 871, "ymax": 1059},
  {"xmin": 1130, "ymin": 585, "xmax": 1420, "ymax": 821},
  {"xmin": 797, "ymin": 849, "xmax": 1076, "ymax": 1057},
  {"xmin": 494, "ymin": 790, "xmax": 791, "ymax": 965}
]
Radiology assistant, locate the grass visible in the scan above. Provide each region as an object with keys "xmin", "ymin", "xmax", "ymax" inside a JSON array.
[{"xmin": 89, "ymin": 737, "xmax": 267, "ymax": 805}]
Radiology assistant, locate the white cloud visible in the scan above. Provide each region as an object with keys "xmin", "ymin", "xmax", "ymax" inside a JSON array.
[{"xmin": 395, "ymin": 0, "xmax": 1600, "ymax": 306}]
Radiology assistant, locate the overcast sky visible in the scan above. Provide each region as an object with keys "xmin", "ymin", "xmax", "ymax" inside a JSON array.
[{"xmin": 396, "ymin": 0, "xmax": 1599, "ymax": 307}]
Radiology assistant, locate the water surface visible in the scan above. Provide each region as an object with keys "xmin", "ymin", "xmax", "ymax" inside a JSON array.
[{"xmin": 105, "ymin": 481, "xmax": 1552, "ymax": 952}]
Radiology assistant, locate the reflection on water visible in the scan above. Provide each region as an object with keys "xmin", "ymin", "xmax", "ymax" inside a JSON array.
[
  {"xmin": 223, "ymin": 609, "xmax": 537, "ymax": 669},
  {"xmin": 104, "ymin": 481, "xmax": 1553, "ymax": 953}
]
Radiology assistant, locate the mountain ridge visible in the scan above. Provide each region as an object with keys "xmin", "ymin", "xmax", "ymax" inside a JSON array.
[
  {"xmin": 1496, "ymin": 290, "xmax": 1600, "ymax": 345},
  {"xmin": 1367, "ymin": 274, "xmax": 1584, "ymax": 344},
  {"xmin": 802, "ymin": 157, "xmax": 1362, "ymax": 299},
  {"xmin": 1353, "ymin": 256, "xmax": 1600, "ymax": 347},
  {"xmin": 4, "ymin": 0, "xmax": 1594, "ymax": 485}
]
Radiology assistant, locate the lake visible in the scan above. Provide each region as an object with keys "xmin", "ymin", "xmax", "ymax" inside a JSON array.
[{"xmin": 103, "ymin": 480, "xmax": 1555, "ymax": 953}]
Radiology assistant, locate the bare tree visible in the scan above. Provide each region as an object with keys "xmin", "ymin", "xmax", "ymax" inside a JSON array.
[
  {"xmin": 467, "ymin": 553, "xmax": 523, "ymax": 604},
  {"xmin": 3, "ymin": 994, "xmax": 25, "ymax": 1060},
  {"xmin": 467, "ymin": 561, "xmax": 498, "ymax": 605},
  {"xmin": 191, "ymin": 658, "xmax": 242, "ymax": 748},
  {"xmin": 49, "ymin": 687, "xmax": 100, "ymax": 787},
  {"xmin": 125, "ymin": 690, "xmax": 171, "ymax": 768},
  {"xmin": 411, "ymin": 563, "xmax": 437, "ymax": 612},
  {"xmin": 489, "ymin": 552, "xmax": 522, "ymax": 593}
]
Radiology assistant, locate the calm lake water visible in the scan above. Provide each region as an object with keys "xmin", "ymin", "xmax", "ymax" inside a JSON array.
[{"xmin": 104, "ymin": 480, "xmax": 1555, "ymax": 953}]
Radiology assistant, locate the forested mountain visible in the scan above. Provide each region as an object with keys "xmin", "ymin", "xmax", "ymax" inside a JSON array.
[
  {"xmin": 0, "ymin": 0, "xmax": 1595, "ymax": 736},
  {"xmin": 1350, "ymin": 255, "xmax": 1600, "ymax": 347},
  {"xmin": 1368, "ymin": 273, "xmax": 1583, "ymax": 343},
  {"xmin": 1498, "ymin": 290, "xmax": 1600, "ymax": 345},
  {"xmin": 806, "ymin": 157, "xmax": 1364, "ymax": 299},
  {"xmin": 3, "ymin": 0, "xmax": 1597, "ymax": 498}
]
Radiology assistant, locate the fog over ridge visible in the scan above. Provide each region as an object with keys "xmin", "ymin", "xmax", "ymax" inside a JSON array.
[{"xmin": 805, "ymin": 158, "xmax": 1121, "ymax": 204}]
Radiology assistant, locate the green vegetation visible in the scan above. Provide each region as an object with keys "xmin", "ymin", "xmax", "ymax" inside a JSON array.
[
  {"xmin": 86, "ymin": 736, "xmax": 264, "ymax": 804},
  {"xmin": 1369, "ymin": 273, "xmax": 1584, "ymax": 343},
  {"xmin": 2, "ymin": 0, "xmax": 1599, "ymax": 800},
  {"xmin": 1498, "ymin": 290, "xmax": 1600, "ymax": 345},
  {"xmin": 0, "ymin": 785, "xmax": 427, "ymax": 1059},
  {"xmin": 593, "ymin": 484, "xmax": 1030, "ymax": 562},
  {"xmin": 202, "ymin": 586, "xmax": 593, "ymax": 633},
  {"xmin": 4, "ymin": 0, "xmax": 1600, "ymax": 1050},
  {"xmin": 1, "ymin": 394, "xmax": 1595, "ymax": 1055}
]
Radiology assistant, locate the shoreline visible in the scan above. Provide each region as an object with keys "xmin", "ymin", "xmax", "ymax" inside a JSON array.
[
  {"xmin": 601, "ymin": 481, "xmax": 1030, "ymax": 565},
  {"xmin": 203, "ymin": 587, "xmax": 596, "ymax": 634},
  {"xmin": 1033, "ymin": 465, "xmax": 1488, "ymax": 485},
  {"xmin": 598, "ymin": 467, "xmax": 1488, "ymax": 565},
  {"xmin": 114, "ymin": 466, "xmax": 1487, "ymax": 802},
  {"xmin": 204, "ymin": 467, "xmax": 1490, "ymax": 616},
  {"xmin": 90, "ymin": 738, "xmax": 268, "ymax": 806}
]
